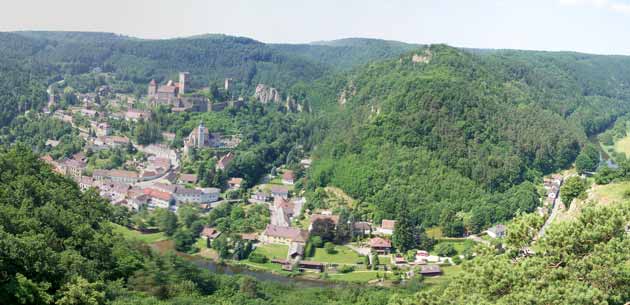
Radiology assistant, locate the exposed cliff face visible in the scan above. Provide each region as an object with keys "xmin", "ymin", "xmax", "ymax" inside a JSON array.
[
  {"xmin": 254, "ymin": 84, "xmax": 282, "ymax": 104},
  {"xmin": 254, "ymin": 83, "xmax": 308, "ymax": 112},
  {"xmin": 338, "ymin": 80, "xmax": 356, "ymax": 106}
]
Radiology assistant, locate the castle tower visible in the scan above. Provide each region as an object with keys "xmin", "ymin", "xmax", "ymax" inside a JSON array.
[
  {"xmin": 179, "ymin": 72, "xmax": 190, "ymax": 95},
  {"xmin": 224, "ymin": 78, "xmax": 233, "ymax": 91},
  {"xmin": 147, "ymin": 79, "xmax": 157, "ymax": 96},
  {"xmin": 197, "ymin": 121, "xmax": 205, "ymax": 148}
]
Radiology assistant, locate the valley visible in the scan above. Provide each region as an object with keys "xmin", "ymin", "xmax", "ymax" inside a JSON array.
[{"xmin": 1, "ymin": 30, "xmax": 630, "ymax": 305}]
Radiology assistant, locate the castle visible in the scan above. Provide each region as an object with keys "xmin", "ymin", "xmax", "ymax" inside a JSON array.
[
  {"xmin": 147, "ymin": 73, "xmax": 244, "ymax": 113},
  {"xmin": 147, "ymin": 72, "xmax": 193, "ymax": 106}
]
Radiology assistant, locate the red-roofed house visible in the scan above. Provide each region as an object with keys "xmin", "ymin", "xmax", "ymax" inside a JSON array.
[
  {"xmin": 282, "ymin": 170, "xmax": 295, "ymax": 185},
  {"xmin": 378, "ymin": 219, "xmax": 396, "ymax": 235},
  {"xmin": 200, "ymin": 227, "xmax": 222, "ymax": 241},
  {"xmin": 369, "ymin": 237, "xmax": 392, "ymax": 254},
  {"xmin": 228, "ymin": 177, "xmax": 243, "ymax": 190},
  {"xmin": 260, "ymin": 224, "xmax": 309, "ymax": 245},
  {"xmin": 144, "ymin": 188, "xmax": 173, "ymax": 209},
  {"xmin": 216, "ymin": 152, "xmax": 235, "ymax": 171}
]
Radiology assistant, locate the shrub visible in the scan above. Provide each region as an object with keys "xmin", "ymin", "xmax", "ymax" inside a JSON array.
[
  {"xmin": 324, "ymin": 242, "xmax": 336, "ymax": 254},
  {"xmin": 434, "ymin": 243, "xmax": 457, "ymax": 257},
  {"xmin": 339, "ymin": 265, "xmax": 355, "ymax": 273},
  {"xmin": 311, "ymin": 236, "xmax": 324, "ymax": 248},
  {"xmin": 248, "ymin": 253, "xmax": 268, "ymax": 264},
  {"xmin": 452, "ymin": 256, "xmax": 462, "ymax": 265}
]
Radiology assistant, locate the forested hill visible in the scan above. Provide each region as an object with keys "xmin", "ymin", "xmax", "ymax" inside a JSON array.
[
  {"xmin": 270, "ymin": 38, "xmax": 420, "ymax": 71},
  {"xmin": 4, "ymin": 32, "xmax": 418, "ymax": 92},
  {"xmin": 307, "ymin": 45, "xmax": 630, "ymax": 234}
]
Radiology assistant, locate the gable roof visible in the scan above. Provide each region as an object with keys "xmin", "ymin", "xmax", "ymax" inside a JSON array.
[
  {"xmin": 143, "ymin": 188, "xmax": 172, "ymax": 201},
  {"xmin": 179, "ymin": 173, "xmax": 198, "ymax": 183},
  {"xmin": 270, "ymin": 185, "xmax": 289, "ymax": 194},
  {"xmin": 228, "ymin": 177, "xmax": 243, "ymax": 184},
  {"xmin": 282, "ymin": 170, "xmax": 295, "ymax": 181},
  {"xmin": 263, "ymin": 224, "xmax": 308, "ymax": 243},
  {"xmin": 381, "ymin": 219, "xmax": 396, "ymax": 230},
  {"xmin": 200, "ymin": 227, "xmax": 221, "ymax": 239},
  {"xmin": 369, "ymin": 237, "xmax": 392, "ymax": 248}
]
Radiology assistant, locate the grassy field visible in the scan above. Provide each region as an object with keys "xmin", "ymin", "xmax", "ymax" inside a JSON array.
[
  {"xmin": 589, "ymin": 181, "xmax": 630, "ymax": 205},
  {"xmin": 613, "ymin": 135, "xmax": 630, "ymax": 158},
  {"xmin": 327, "ymin": 270, "xmax": 382, "ymax": 282},
  {"xmin": 240, "ymin": 260, "xmax": 287, "ymax": 273},
  {"xmin": 600, "ymin": 126, "xmax": 630, "ymax": 160},
  {"xmin": 111, "ymin": 223, "xmax": 167, "ymax": 243},
  {"xmin": 310, "ymin": 245, "xmax": 363, "ymax": 265},
  {"xmin": 424, "ymin": 264, "xmax": 462, "ymax": 287},
  {"xmin": 430, "ymin": 239, "xmax": 474, "ymax": 256},
  {"xmin": 253, "ymin": 243, "xmax": 289, "ymax": 260},
  {"xmin": 557, "ymin": 180, "xmax": 630, "ymax": 223},
  {"xmin": 426, "ymin": 227, "xmax": 443, "ymax": 239}
]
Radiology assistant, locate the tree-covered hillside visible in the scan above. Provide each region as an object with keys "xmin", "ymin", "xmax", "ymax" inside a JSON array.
[
  {"xmin": 271, "ymin": 38, "xmax": 420, "ymax": 71},
  {"xmin": 307, "ymin": 45, "xmax": 630, "ymax": 234}
]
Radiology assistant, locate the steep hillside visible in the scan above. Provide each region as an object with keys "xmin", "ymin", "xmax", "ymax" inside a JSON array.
[
  {"xmin": 308, "ymin": 45, "xmax": 630, "ymax": 233},
  {"xmin": 9, "ymin": 31, "xmax": 327, "ymax": 93}
]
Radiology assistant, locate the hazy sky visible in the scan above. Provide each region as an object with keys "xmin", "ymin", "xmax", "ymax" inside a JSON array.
[{"xmin": 2, "ymin": 0, "xmax": 630, "ymax": 54}]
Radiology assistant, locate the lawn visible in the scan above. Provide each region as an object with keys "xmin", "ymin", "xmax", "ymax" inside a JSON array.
[
  {"xmin": 252, "ymin": 243, "xmax": 289, "ymax": 260},
  {"xmin": 327, "ymin": 270, "xmax": 383, "ymax": 282},
  {"xmin": 426, "ymin": 227, "xmax": 443, "ymax": 239},
  {"xmin": 424, "ymin": 264, "xmax": 462, "ymax": 287},
  {"xmin": 557, "ymin": 180, "xmax": 630, "ymax": 222},
  {"xmin": 589, "ymin": 181, "xmax": 630, "ymax": 205},
  {"xmin": 111, "ymin": 223, "xmax": 167, "ymax": 243},
  {"xmin": 310, "ymin": 245, "xmax": 363, "ymax": 265},
  {"xmin": 613, "ymin": 135, "xmax": 630, "ymax": 158},
  {"xmin": 430, "ymin": 239, "xmax": 474, "ymax": 256}
]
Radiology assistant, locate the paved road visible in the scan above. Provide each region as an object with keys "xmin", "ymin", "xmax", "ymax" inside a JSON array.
[
  {"xmin": 537, "ymin": 174, "xmax": 575, "ymax": 239},
  {"xmin": 537, "ymin": 196, "xmax": 561, "ymax": 239}
]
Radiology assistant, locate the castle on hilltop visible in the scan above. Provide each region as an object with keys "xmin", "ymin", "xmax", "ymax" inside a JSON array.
[
  {"xmin": 147, "ymin": 72, "xmax": 210, "ymax": 112},
  {"xmin": 148, "ymin": 72, "xmax": 189, "ymax": 105}
]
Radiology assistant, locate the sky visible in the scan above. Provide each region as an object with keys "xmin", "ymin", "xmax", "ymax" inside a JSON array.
[{"xmin": 1, "ymin": 0, "xmax": 630, "ymax": 55}]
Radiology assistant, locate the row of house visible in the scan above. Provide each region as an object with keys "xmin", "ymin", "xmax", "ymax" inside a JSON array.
[{"xmin": 41, "ymin": 152, "xmax": 88, "ymax": 182}]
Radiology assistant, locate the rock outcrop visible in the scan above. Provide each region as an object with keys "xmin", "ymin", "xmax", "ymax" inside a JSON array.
[
  {"xmin": 254, "ymin": 84, "xmax": 282, "ymax": 104},
  {"xmin": 411, "ymin": 50, "xmax": 432, "ymax": 64},
  {"xmin": 338, "ymin": 81, "xmax": 356, "ymax": 106}
]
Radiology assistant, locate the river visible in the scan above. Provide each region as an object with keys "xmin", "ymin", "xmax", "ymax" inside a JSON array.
[
  {"xmin": 588, "ymin": 134, "xmax": 618, "ymax": 169},
  {"xmin": 151, "ymin": 240, "xmax": 345, "ymax": 288}
]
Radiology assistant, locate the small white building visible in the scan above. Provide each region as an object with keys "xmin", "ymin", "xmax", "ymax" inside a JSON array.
[{"xmin": 486, "ymin": 224, "xmax": 507, "ymax": 239}]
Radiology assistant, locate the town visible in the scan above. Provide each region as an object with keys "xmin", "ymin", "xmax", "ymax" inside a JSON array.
[{"xmin": 32, "ymin": 70, "xmax": 517, "ymax": 285}]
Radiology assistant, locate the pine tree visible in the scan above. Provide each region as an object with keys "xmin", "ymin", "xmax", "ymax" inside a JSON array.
[{"xmin": 392, "ymin": 200, "xmax": 416, "ymax": 252}]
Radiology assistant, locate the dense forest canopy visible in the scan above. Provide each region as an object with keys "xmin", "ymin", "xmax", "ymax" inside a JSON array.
[{"xmin": 307, "ymin": 44, "xmax": 630, "ymax": 233}]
